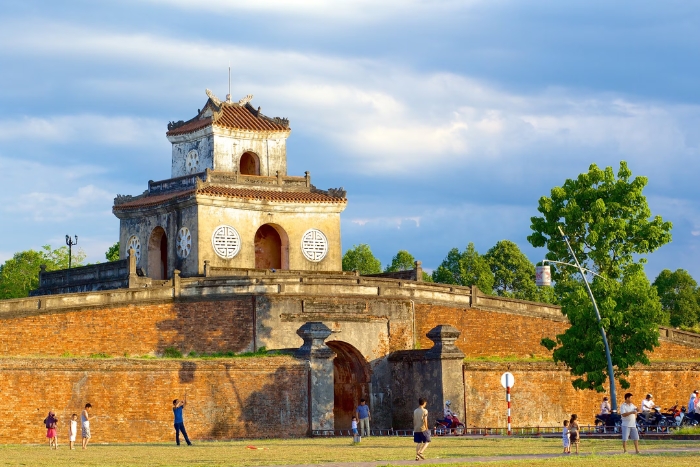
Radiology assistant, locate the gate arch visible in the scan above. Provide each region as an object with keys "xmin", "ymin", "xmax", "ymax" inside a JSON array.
[
  {"xmin": 325, "ymin": 341, "xmax": 371, "ymax": 431},
  {"xmin": 147, "ymin": 226, "xmax": 168, "ymax": 279},
  {"xmin": 254, "ymin": 223, "xmax": 289, "ymax": 270}
]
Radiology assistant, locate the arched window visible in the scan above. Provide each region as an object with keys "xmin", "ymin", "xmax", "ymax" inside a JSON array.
[
  {"xmin": 239, "ymin": 152, "xmax": 260, "ymax": 175},
  {"xmin": 254, "ymin": 224, "xmax": 289, "ymax": 270},
  {"xmin": 147, "ymin": 227, "xmax": 168, "ymax": 279}
]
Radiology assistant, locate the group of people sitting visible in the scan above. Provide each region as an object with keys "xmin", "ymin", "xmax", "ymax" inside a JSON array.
[{"xmin": 598, "ymin": 389, "xmax": 700, "ymax": 423}]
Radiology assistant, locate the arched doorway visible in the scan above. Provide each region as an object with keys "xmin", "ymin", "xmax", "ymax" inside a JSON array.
[
  {"xmin": 240, "ymin": 152, "xmax": 260, "ymax": 175},
  {"xmin": 326, "ymin": 341, "xmax": 371, "ymax": 431},
  {"xmin": 254, "ymin": 224, "xmax": 289, "ymax": 270},
  {"xmin": 148, "ymin": 226, "xmax": 168, "ymax": 279}
]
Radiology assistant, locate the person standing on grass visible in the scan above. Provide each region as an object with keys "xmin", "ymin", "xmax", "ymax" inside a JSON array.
[
  {"xmin": 620, "ymin": 392, "xmax": 640, "ymax": 454},
  {"xmin": 355, "ymin": 399, "xmax": 371, "ymax": 437},
  {"xmin": 44, "ymin": 410, "xmax": 58, "ymax": 449},
  {"xmin": 69, "ymin": 413, "xmax": 78, "ymax": 450},
  {"xmin": 81, "ymin": 403, "xmax": 92, "ymax": 449},
  {"xmin": 173, "ymin": 394, "xmax": 193, "ymax": 446},
  {"xmin": 562, "ymin": 419, "xmax": 570, "ymax": 454},
  {"xmin": 568, "ymin": 414, "xmax": 580, "ymax": 454},
  {"xmin": 413, "ymin": 398, "xmax": 430, "ymax": 461}
]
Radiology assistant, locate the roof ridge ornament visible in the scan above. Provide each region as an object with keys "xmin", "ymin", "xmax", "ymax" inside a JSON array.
[
  {"xmin": 238, "ymin": 94, "xmax": 253, "ymax": 106},
  {"xmin": 205, "ymin": 88, "xmax": 222, "ymax": 106}
]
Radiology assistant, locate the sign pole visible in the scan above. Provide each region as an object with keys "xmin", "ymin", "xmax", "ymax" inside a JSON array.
[{"xmin": 507, "ymin": 386, "xmax": 511, "ymax": 435}]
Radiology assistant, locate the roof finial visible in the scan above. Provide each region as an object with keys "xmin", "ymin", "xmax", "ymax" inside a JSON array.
[{"xmin": 226, "ymin": 63, "xmax": 231, "ymax": 103}]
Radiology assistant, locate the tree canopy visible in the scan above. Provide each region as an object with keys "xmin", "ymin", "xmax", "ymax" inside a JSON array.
[
  {"xmin": 484, "ymin": 240, "xmax": 537, "ymax": 300},
  {"xmin": 385, "ymin": 250, "xmax": 416, "ymax": 272},
  {"xmin": 432, "ymin": 243, "xmax": 494, "ymax": 293},
  {"xmin": 0, "ymin": 245, "xmax": 86, "ymax": 299},
  {"xmin": 342, "ymin": 244, "xmax": 382, "ymax": 275},
  {"xmin": 653, "ymin": 269, "xmax": 699, "ymax": 328},
  {"xmin": 531, "ymin": 161, "xmax": 672, "ymax": 392},
  {"xmin": 105, "ymin": 242, "xmax": 120, "ymax": 262}
]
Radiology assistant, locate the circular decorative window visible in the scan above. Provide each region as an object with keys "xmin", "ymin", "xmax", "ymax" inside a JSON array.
[
  {"xmin": 185, "ymin": 149, "xmax": 199, "ymax": 173},
  {"xmin": 301, "ymin": 229, "xmax": 328, "ymax": 262},
  {"xmin": 127, "ymin": 235, "xmax": 141, "ymax": 265},
  {"xmin": 211, "ymin": 225, "xmax": 241, "ymax": 259},
  {"xmin": 176, "ymin": 227, "xmax": 192, "ymax": 259}
]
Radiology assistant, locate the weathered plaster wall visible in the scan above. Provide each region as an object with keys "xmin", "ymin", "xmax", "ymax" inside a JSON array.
[
  {"xmin": 212, "ymin": 130, "xmax": 289, "ymax": 177},
  {"xmin": 463, "ymin": 361, "xmax": 700, "ymax": 428},
  {"xmin": 0, "ymin": 357, "xmax": 308, "ymax": 443},
  {"xmin": 197, "ymin": 203, "xmax": 343, "ymax": 272},
  {"xmin": 118, "ymin": 203, "xmax": 199, "ymax": 278},
  {"xmin": 171, "ymin": 133, "xmax": 214, "ymax": 177}
]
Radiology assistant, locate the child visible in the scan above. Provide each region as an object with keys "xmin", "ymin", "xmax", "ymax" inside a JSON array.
[
  {"xmin": 562, "ymin": 419, "xmax": 570, "ymax": 454},
  {"xmin": 351, "ymin": 416, "xmax": 360, "ymax": 443},
  {"xmin": 44, "ymin": 411, "xmax": 58, "ymax": 449},
  {"xmin": 569, "ymin": 414, "xmax": 580, "ymax": 454},
  {"xmin": 69, "ymin": 414, "xmax": 78, "ymax": 450}
]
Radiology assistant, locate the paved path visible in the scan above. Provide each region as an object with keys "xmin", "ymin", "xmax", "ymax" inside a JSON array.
[{"xmin": 254, "ymin": 447, "xmax": 700, "ymax": 467}]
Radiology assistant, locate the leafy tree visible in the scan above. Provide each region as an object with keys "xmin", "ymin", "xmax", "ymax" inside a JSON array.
[
  {"xmin": 653, "ymin": 269, "xmax": 699, "ymax": 327},
  {"xmin": 0, "ymin": 245, "xmax": 86, "ymax": 299},
  {"xmin": 484, "ymin": 240, "xmax": 537, "ymax": 300},
  {"xmin": 385, "ymin": 250, "xmax": 416, "ymax": 272},
  {"xmin": 432, "ymin": 243, "xmax": 494, "ymax": 293},
  {"xmin": 342, "ymin": 244, "xmax": 382, "ymax": 275},
  {"xmin": 530, "ymin": 161, "xmax": 672, "ymax": 392},
  {"xmin": 105, "ymin": 242, "xmax": 120, "ymax": 262},
  {"xmin": 461, "ymin": 243, "xmax": 495, "ymax": 293}
]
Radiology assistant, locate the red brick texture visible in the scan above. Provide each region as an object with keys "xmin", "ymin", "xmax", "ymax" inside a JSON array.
[
  {"xmin": 0, "ymin": 357, "xmax": 308, "ymax": 443},
  {"xmin": 415, "ymin": 303, "xmax": 700, "ymax": 361},
  {"xmin": 464, "ymin": 361, "xmax": 700, "ymax": 427},
  {"xmin": 0, "ymin": 298, "xmax": 254, "ymax": 357}
]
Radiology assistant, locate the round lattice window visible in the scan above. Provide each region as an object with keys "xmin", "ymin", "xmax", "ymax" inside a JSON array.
[
  {"xmin": 185, "ymin": 149, "xmax": 199, "ymax": 173},
  {"xmin": 176, "ymin": 227, "xmax": 192, "ymax": 259},
  {"xmin": 127, "ymin": 235, "xmax": 141, "ymax": 265},
  {"xmin": 301, "ymin": 229, "xmax": 328, "ymax": 262},
  {"xmin": 211, "ymin": 225, "xmax": 241, "ymax": 259}
]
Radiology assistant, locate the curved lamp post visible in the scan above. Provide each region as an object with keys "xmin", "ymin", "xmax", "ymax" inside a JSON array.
[{"xmin": 536, "ymin": 226, "xmax": 618, "ymax": 412}]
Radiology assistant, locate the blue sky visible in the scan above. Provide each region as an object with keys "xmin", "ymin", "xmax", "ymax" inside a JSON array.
[{"xmin": 1, "ymin": 0, "xmax": 699, "ymax": 280}]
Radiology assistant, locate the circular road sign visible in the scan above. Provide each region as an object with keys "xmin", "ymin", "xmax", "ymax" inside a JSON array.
[{"xmin": 501, "ymin": 372, "xmax": 515, "ymax": 389}]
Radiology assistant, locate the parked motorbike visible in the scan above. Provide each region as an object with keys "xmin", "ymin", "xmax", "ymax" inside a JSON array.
[
  {"xmin": 594, "ymin": 412, "xmax": 621, "ymax": 434},
  {"xmin": 434, "ymin": 414, "xmax": 465, "ymax": 436}
]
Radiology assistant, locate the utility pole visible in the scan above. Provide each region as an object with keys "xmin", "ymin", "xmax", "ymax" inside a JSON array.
[{"xmin": 65, "ymin": 235, "xmax": 78, "ymax": 269}]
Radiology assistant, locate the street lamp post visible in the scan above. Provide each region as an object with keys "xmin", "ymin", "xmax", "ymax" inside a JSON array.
[
  {"xmin": 65, "ymin": 235, "xmax": 78, "ymax": 269},
  {"xmin": 537, "ymin": 226, "xmax": 618, "ymax": 412}
]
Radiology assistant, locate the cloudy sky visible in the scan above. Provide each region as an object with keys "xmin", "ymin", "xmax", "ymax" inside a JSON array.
[{"xmin": 1, "ymin": 0, "xmax": 699, "ymax": 280}]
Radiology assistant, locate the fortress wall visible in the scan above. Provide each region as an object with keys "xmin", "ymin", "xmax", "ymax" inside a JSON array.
[
  {"xmin": 0, "ymin": 298, "xmax": 254, "ymax": 357},
  {"xmin": 415, "ymin": 302, "xmax": 700, "ymax": 361},
  {"xmin": 0, "ymin": 357, "xmax": 308, "ymax": 443},
  {"xmin": 463, "ymin": 361, "xmax": 700, "ymax": 428}
]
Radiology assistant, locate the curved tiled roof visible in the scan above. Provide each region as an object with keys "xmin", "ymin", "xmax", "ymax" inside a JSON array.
[
  {"xmin": 198, "ymin": 186, "xmax": 346, "ymax": 204},
  {"xmin": 114, "ymin": 185, "xmax": 345, "ymax": 211},
  {"xmin": 167, "ymin": 100, "xmax": 290, "ymax": 136}
]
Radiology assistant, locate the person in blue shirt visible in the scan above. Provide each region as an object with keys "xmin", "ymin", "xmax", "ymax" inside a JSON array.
[
  {"xmin": 172, "ymin": 394, "xmax": 193, "ymax": 446},
  {"xmin": 355, "ymin": 399, "xmax": 371, "ymax": 437}
]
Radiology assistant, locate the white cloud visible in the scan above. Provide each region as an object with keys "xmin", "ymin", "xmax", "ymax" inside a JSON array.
[
  {"xmin": 4, "ymin": 185, "xmax": 114, "ymax": 223},
  {"xmin": 0, "ymin": 115, "xmax": 162, "ymax": 146}
]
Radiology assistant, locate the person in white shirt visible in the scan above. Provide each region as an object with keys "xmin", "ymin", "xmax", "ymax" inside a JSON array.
[
  {"xmin": 689, "ymin": 390, "xmax": 699, "ymax": 422},
  {"xmin": 641, "ymin": 394, "xmax": 655, "ymax": 422},
  {"xmin": 619, "ymin": 392, "xmax": 640, "ymax": 454}
]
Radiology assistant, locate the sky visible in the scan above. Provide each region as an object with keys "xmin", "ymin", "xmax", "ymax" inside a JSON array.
[{"xmin": 0, "ymin": 0, "xmax": 699, "ymax": 280}]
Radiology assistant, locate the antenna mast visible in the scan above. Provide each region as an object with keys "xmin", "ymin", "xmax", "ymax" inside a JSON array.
[{"xmin": 226, "ymin": 63, "xmax": 231, "ymax": 102}]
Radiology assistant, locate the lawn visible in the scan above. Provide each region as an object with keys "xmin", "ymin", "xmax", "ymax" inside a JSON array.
[{"xmin": 1, "ymin": 436, "xmax": 699, "ymax": 466}]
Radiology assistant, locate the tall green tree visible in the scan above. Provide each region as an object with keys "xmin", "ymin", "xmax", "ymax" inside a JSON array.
[
  {"xmin": 342, "ymin": 244, "xmax": 382, "ymax": 275},
  {"xmin": 484, "ymin": 240, "xmax": 537, "ymax": 300},
  {"xmin": 653, "ymin": 269, "xmax": 699, "ymax": 328},
  {"xmin": 0, "ymin": 245, "xmax": 86, "ymax": 299},
  {"xmin": 432, "ymin": 243, "xmax": 494, "ymax": 293},
  {"xmin": 385, "ymin": 250, "xmax": 416, "ymax": 272},
  {"xmin": 105, "ymin": 242, "xmax": 120, "ymax": 262},
  {"xmin": 530, "ymin": 161, "xmax": 672, "ymax": 392}
]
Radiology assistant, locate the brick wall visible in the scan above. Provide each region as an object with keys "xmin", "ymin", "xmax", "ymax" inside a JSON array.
[
  {"xmin": 415, "ymin": 303, "xmax": 700, "ymax": 361},
  {"xmin": 464, "ymin": 361, "xmax": 700, "ymax": 428},
  {"xmin": 0, "ymin": 298, "xmax": 254, "ymax": 357},
  {"xmin": 0, "ymin": 357, "xmax": 308, "ymax": 443}
]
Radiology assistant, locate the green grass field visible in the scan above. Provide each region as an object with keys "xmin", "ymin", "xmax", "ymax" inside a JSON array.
[{"xmin": 1, "ymin": 436, "xmax": 699, "ymax": 466}]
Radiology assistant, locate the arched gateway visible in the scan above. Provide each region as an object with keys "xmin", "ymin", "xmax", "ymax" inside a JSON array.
[
  {"xmin": 325, "ymin": 341, "xmax": 371, "ymax": 430},
  {"xmin": 254, "ymin": 224, "xmax": 289, "ymax": 270}
]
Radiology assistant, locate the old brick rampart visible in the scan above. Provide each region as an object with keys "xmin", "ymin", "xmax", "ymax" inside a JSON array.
[
  {"xmin": 0, "ymin": 357, "xmax": 308, "ymax": 443},
  {"xmin": 463, "ymin": 361, "xmax": 700, "ymax": 428}
]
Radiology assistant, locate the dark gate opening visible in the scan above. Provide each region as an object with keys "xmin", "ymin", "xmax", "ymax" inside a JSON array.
[{"xmin": 326, "ymin": 341, "xmax": 371, "ymax": 431}]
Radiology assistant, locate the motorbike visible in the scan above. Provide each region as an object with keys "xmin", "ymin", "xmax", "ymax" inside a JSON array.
[
  {"xmin": 636, "ymin": 407, "xmax": 669, "ymax": 433},
  {"xmin": 664, "ymin": 404, "xmax": 699, "ymax": 428},
  {"xmin": 594, "ymin": 412, "xmax": 621, "ymax": 433},
  {"xmin": 434, "ymin": 414, "xmax": 465, "ymax": 436}
]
